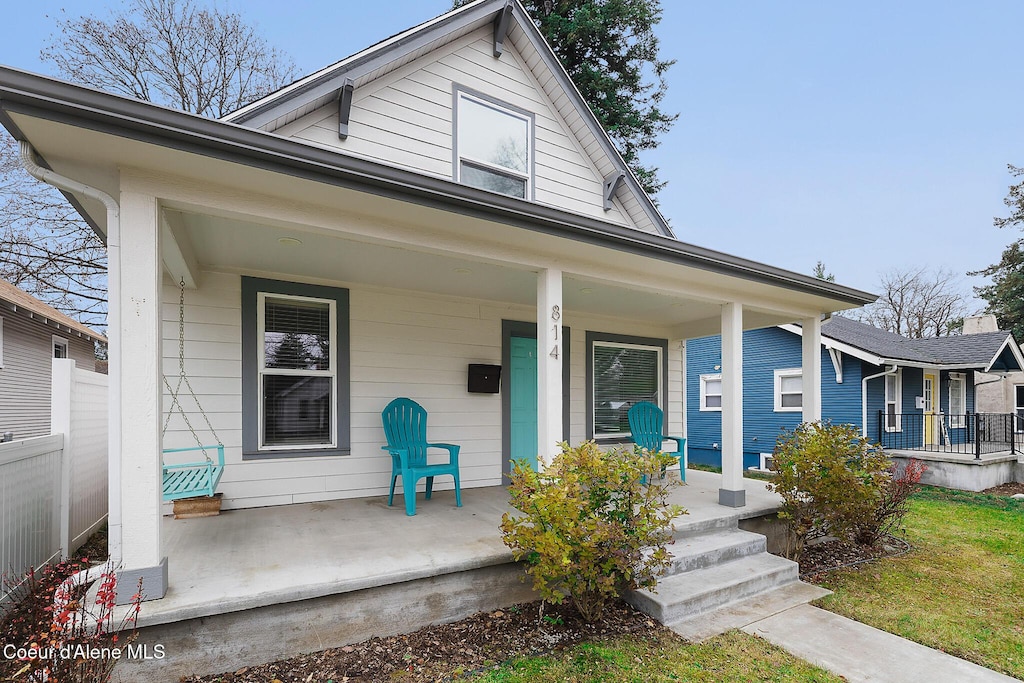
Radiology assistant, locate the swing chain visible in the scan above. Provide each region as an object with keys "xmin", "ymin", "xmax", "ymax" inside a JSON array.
[{"xmin": 162, "ymin": 277, "xmax": 223, "ymax": 462}]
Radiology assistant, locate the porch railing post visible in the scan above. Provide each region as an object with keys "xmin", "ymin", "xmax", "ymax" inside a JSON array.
[
  {"xmin": 1011, "ymin": 414, "xmax": 1015, "ymax": 455},
  {"xmin": 877, "ymin": 409, "xmax": 883, "ymax": 446},
  {"xmin": 974, "ymin": 412, "xmax": 981, "ymax": 460}
]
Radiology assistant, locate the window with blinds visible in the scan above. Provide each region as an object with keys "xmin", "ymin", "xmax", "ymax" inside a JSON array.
[
  {"xmin": 258, "ymin": 293, "xmax": 336, "ymax": 448},
  {"xmin": 592, "ymin": 341, "xmax": 662, "ymax": 437}
]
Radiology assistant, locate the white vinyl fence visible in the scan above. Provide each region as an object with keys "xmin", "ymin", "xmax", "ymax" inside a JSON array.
[{"xmin": 0, "ymin": 359, "xmax": 107, "ymax": 604}]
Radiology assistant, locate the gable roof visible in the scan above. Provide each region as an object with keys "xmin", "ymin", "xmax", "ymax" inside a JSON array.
[
  {"xmin": 783, "ymin": 315, "xmax": 1024, "ymax": 373},
  {"xmin": 0, "ymin": 279, "xmax": 105, "ymax": 341},
  {"xmin": 223, "ymin": 0, "xmax": 675, "ymax": 239}
]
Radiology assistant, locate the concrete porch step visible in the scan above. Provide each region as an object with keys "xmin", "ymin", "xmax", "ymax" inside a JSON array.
[
  {"xmin": 625, "ymin": 552, "xmax": 799, "ymax": 626},
  {"xmin": 666, "ymin": 528, "xmax": 767, "ymax": 575},
  {"xmin": 670, "ymin": 580, "xmax": 831, "ymax": 642}
]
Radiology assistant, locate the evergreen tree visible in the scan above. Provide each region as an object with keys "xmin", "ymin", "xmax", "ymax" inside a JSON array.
[
  {"xmin": 812, "ymin": 261, "xmax": 835, "ymax": 282},
  {"xmin": 455, "ymin": 0, "xmax": 677, "ymax": 196},
  {"xmin": 971, "ymin": 166, "xmax": 1024, "ymax": 340}
]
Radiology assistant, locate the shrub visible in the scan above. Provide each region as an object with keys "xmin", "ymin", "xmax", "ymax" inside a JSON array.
[
  {"xmin": 500, "ymin": 441, "xmax": 685, "ymax": 623},
  {"xmin": 1, "ymin": 560, "xmax": 142, "ymax": 683},
  {"xmin": 854, "ymin": 458, "xmax": 927, "ymax": 546},
  {"xmin": 769, "ymin": 422, "xmax": 891, "ymax": 560}
]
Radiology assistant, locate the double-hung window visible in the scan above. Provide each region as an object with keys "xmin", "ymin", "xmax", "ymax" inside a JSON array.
[
  {"xmin": 455, "ymin": 89, "xmax": 533, "ymax": 199},
  {"xmin": 259, "ymin": 293, "xmax": 336, "ymax": 449},
  {"xmin": 774, "ymin": 369, "xmax": 803, "ymax": 412},
  {"xmin": 700, "ymin": 374, "xmax": 722, "ymax": 411},
  {"xmin": 242, "ymin": 277, "xmax": 350, "ymax": 458},
  {"xmin": 588, "ymin": 334, "xmax": 665, "ymax": 438},
  {"xmin": 948, "ymin": 373, "xmax": 966, "ymax": 428},
  {"xmin": 884, "ymin": 371, "xmax": 902, "ymax": 432}
]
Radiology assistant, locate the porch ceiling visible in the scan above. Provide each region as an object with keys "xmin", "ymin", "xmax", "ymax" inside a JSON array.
[{"xmin": 173, "ymin": 209, "xmax": 727, "ymax": 327}]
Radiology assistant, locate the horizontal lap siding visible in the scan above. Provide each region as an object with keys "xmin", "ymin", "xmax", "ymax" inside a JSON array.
[
  {"xmin": 0, "ymin": 311, "xmax": 95, "ymax": 439},
  {"xmin": 686, "ymin": 328, "xmax": 865, "ymax": 469},
  {"xmin": 163, "ymin": 273, "xmax": 680, "ymax": 510},
  {"xmin": 282, "ymin": 26, "xmax": 641, "ymax": 229}
]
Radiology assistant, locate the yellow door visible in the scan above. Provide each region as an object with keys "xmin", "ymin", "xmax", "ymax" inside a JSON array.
[{"xmin": 923, "ymin": 372, "xmax": 939, "ymax": 446}]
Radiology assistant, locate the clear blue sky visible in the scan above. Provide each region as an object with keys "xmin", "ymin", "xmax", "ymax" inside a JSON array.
[{"xmin": 3, "ymin": 1, "xmax": 1022, "ymax": 306}]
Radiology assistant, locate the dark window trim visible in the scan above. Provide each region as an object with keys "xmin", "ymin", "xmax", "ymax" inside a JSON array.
[
  {"xmin": 241, "ymin": 276, "xmax": 350, "ymax": 459},
  {"xmin": 501, "ymin": 320, "xmax": 570, "ymax": 481},
  {"xmin": 586, "ymin": 331, "xmax": 669, "ymax": 444},
  {"xmin": 452, "ymin": 84, "xmax": 536, "ymax": 202}
]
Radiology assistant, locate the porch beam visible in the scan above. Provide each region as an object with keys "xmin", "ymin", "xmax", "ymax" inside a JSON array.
[
  {"xmin": 116, "ymin": 190, "xmax": 167, "ymax": 603},
  {"xmin": 720, "ymin": 302, "xmax": 745, "ymax": 507},
  {"xmin": 537, "ymin": 268, "xmax": 563, "ymax": 468},
  {"xmin": 160, "ymin": 209, "xmax": 200, "ymax": 289},
  {"xmin": 802, "ymin": 315, "xmax": 822, "ymax": 422}
]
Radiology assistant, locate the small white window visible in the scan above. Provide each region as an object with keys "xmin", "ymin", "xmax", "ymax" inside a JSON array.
[
  {"xmin": 700, "ymin": 374, "xmax": 722, "ymax": 411},
  {"xmin": 948, "ymin": 374, "xmax": 966, "ymax": 428},
  {"xmin": 884, "ymin": 370, "xmax": 902, "ymax": 432},
  {"xmin": 52, "ymin": 336, "xmax": 69, "ymax": 359},
  {"xmin": 257, "ymin": 292, "xmax": 337, "ymax": 450},
  {"xmin": 455, "ymin": 90, "xmax": 533, "ymax": 199},
  {"xmin": 774, "ymin": 369, "xmax": 803, "ymax": 412}
]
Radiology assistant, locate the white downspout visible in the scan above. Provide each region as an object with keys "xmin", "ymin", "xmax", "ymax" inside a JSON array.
[
  {"xmin": 862, "ymin": 364, "xmax": 898, "ymax": 439},
  {"xmin": 19, "ymin": 142, "xmax": 123, "ymax": 565}
]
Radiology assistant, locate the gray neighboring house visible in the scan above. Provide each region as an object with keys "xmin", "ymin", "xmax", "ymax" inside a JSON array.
[
  {"xmin": 966, "ymin": 314, "xmax": 1024, "ymax": 419},
  {"xmin": 0, "ymin": 279, "xmax": 105, "ymax": 439}
]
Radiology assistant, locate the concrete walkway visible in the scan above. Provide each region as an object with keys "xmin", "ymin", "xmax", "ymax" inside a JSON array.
[{"xmin": 743, "ymin": 604, "xmax": 1019, "ymax": 682}]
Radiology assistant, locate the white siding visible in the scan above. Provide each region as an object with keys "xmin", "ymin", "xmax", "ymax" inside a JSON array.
[
  {"xmin": 281, "ymin": 26, "xmax": 647, "ymax": 230},
  {"xmin": 162, "ymin": 272, "xmax": 681, "ymax": 510},
  {"xmin": 0, "ymin": 310, "xmax": 95, "ymax": 439}
]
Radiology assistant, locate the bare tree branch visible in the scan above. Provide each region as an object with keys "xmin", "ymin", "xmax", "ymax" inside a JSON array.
[
  {"xmin": 0, "ymin": 0, "xmax": 297, "ymax": 332},
  {"xmin": 846, "ymin": 267, "xmax": 970, "ymax": 338}
]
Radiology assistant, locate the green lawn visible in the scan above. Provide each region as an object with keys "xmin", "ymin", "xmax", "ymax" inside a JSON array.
[
  {"xmin": 469, "ymin": 632, "xmax": 842, "ymax": 682},
  {"xmin": 814, "ymin": 486, "xmax": 1024, "ymax": 678}
]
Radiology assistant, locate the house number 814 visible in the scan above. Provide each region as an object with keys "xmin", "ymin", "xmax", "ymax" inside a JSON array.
[{"xmin": 551, "ymin": 305, "xmax": 560, "ymax": 359}]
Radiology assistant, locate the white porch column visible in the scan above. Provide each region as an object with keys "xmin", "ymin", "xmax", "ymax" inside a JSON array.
[
  {"xmin": 115, "ymin": 190, "xmax": 167, "ymax": 603},
  {"xmin": 720, "ymin": 302, "xmax": 745, "ymax": 507},
  {"xmin": 802, "ymin": 316, "xmax": 823, "ymax": 423},
  {"xmin": 537, "ymin": 268, "xmax": 563, "ymax": 468}
]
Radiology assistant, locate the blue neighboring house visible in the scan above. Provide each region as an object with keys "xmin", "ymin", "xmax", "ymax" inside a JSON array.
[{"xmin": 686, "ymin": 316, "xmax": 1024, "ymax": 470}]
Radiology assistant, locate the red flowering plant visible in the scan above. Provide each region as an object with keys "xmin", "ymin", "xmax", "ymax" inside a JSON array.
[{"xmin": 1, "ymin": 558, "xmax": 142, "ymax": 682}]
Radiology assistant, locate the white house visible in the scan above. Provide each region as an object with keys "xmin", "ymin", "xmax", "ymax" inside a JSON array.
[{"xmin": 0, "ymin": 0, "xmax": 874, "ymax": 605}]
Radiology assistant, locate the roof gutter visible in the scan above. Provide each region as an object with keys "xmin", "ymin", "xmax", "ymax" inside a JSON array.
[
  {"xmin": 0, "ymin": 65, "xmax": 876, "ymax": 306},
  {"xmin": 18, "ymin": 142, "xmax": 123, "ymax": 567}
]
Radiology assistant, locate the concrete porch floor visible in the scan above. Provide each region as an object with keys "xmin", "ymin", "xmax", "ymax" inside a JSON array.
[{"xmin": 132, "ymin": 469, "xmax": 782, "ymax": 628}]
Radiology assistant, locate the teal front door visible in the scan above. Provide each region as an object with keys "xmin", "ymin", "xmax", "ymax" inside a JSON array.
[{"xmin": 510, "ymin": 336, "xmax": 538, "ymax": 472}]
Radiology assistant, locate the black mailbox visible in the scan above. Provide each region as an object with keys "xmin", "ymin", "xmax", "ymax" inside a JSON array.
[{"xmin": 468, "ymin": 364, "xmax": 502, "ymax": 393}]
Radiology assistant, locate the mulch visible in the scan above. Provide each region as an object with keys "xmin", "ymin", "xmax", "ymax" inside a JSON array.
[
  {"xmin": 983, "ymin": 481, "xmax": 1024, "ymax": 496},
  {"xmin": 180, "ymin": 599, "xmax": 664, "ymax": 683},
  {"xmin": 797, "ymin": 535, "xmax": 911, "ymax": 582}
]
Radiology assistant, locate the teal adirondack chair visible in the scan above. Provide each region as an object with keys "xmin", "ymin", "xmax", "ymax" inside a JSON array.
[
  {"xmin": 381, "ymin": 398, "xmax": 462, "ymax": 516},
  {"xmin": 627, "ymin": 401, "xmax": 687, "ymax": 481}
]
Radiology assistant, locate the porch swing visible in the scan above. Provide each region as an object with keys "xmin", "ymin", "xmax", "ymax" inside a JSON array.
[{"xmin": 161, "ymin": 278, "xmax": 225, "ymax": 502}]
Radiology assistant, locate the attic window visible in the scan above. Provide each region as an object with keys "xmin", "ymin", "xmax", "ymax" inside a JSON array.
[{"xmin": 455, "ymin": 89, "xmax": 533, "ymax": 199}]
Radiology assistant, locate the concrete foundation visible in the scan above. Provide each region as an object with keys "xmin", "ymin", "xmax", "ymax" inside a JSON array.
[
  {"xmin": 889, "ymin": 451, "xmax": 1024, "ymax": 492},
  {"xmin": 117, "ymin": 563, "xmax": 534, "ymax": 682}
]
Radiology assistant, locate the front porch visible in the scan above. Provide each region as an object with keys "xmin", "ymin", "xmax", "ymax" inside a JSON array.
[{"xmin": 118, "ymin": 470, "xmax": 786, "ymax": 679}]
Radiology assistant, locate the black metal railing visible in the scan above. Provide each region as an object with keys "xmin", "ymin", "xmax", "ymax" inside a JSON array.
[{"xmin": 877, "ymin": 411, "xmax": 1023, "ymax": 459}]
